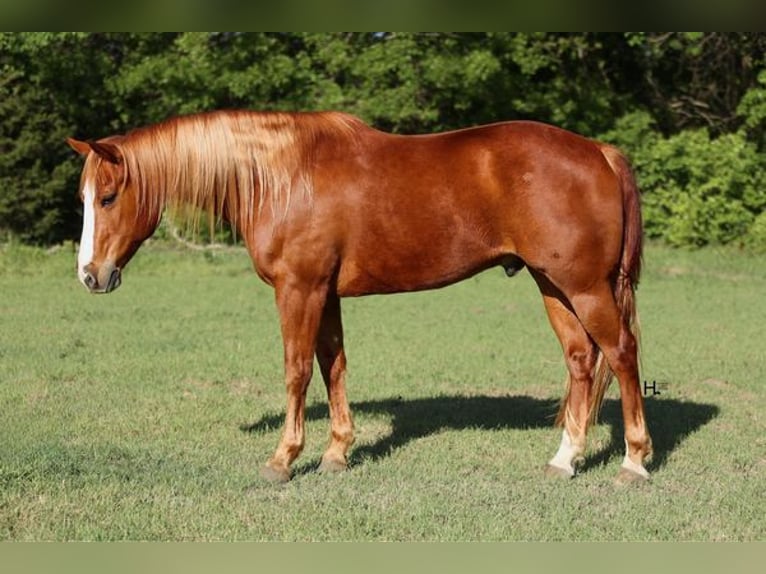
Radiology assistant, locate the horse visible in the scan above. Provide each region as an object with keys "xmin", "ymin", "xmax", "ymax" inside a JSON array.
[{"xmin": 67, "ymin": 109, "xmax": 652, "ymax": 484}]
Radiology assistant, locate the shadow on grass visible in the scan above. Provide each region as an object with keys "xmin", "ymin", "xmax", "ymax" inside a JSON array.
[
  {"xmin": 583, "ymin": 397, "xmax": 720, "ymax": 474},
  {"xmin": 242, "ymin": 394, "xmax": 719, "ymax": 476}
]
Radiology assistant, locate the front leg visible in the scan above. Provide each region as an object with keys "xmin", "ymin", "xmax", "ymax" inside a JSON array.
[
  {"xmin": 316, "ymin": 293, "xmax": 354, "ymax": 473},
  {"xmin": 261, "ymin": 280, "xmax": 328, "ymax": 483}
]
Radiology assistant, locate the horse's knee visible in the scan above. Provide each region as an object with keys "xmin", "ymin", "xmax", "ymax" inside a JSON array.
[{"xmin": 285, "ymin": 358, "xmax": 314, "ymax": 391}]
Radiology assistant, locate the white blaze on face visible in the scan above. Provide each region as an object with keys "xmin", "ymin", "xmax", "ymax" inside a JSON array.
[{"xmin": 78, "ymin": 178, "xmax": 96, "ymax": 286}]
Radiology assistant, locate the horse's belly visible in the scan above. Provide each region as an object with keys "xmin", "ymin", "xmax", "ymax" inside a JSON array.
[{"xmin": 335, "ymin": 247, "xmax": 501, "ymax": 297}]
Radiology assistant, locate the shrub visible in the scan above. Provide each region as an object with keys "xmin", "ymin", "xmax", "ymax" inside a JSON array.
[
  {"xmin": 601, "ymin": 112, "xmax": 766, "ymax": 247},
  {"xmin": 745, "ymin": 211, "xmax": 766, "ymax": 252}
]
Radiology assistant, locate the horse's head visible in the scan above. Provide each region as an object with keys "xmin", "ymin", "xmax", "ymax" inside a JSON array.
[{"xmin": 68, "ymin": 137, "xmax": 158, "ymax": 294}]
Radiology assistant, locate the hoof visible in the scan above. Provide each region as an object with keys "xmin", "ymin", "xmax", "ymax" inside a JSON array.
[
  {"xmin": 318, "ymin": 456, "xmax": 348, "ymax": 474},
  {"xmin": 260, "ymin": 464, "xmax": 291, "ymax": 484},
  {"xmin": 544, "ymin": 464, "xmax": 574, "ymax": 480},
  {"xmin": 615, "ymin": 466, "xmax": 650, "ymax": 486}
]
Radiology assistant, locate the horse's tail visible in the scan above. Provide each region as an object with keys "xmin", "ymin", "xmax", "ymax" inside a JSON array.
[{"xmin": 574, "ymin": 144, "xmax": 643, "ymax": 428}]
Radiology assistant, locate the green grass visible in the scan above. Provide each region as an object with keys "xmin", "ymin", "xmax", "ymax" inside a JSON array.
[{"xmin": 1, "ymin": 240, "xmax": 764, "ymax": 541}]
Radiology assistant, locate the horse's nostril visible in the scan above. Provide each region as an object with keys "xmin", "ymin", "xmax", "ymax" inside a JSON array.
[{"xmin": 84, "ymin": 272, "xmax": 97, "ymax": 290}]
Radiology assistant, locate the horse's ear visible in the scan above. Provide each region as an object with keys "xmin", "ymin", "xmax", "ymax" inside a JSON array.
[
  {"xmin": 88, "ymin": 140, "xmax": 123, "ymax": 165},
  {"xmin": 67, "ymin": 138, "xmax": 92, "ymax": 156}
]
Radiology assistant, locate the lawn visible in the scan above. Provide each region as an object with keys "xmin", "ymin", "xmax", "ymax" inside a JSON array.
[{"xmin": 0, "ymin": 240, "xmax": 764, "ymax": 540}]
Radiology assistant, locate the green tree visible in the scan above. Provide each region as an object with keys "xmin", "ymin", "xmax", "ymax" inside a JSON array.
[
  {"xmin": 601, "ymin": 111, "xmax": 766, "ymax": 247},
  {"xmin": 2, "ymin": 32, "xmax": 766, "ymax": 247},
  {"xmin": 620, "ymin": 32, "xmax": 766, "ymax": 135},
  {"xmin": 0, "ymin": 33, "xmax": 117, "ymax": 243}
]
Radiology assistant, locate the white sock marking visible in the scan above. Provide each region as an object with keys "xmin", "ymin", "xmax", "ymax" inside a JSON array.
[
  {"xmin": 621, "ymin": 439, "xmax": 650, "ymax": 478},
  {"xmin": 78, "ymin": 179, "xmax": 96, "ymax": 287},
  {"xmin": 548, "ymin": 429, "xmax": 580, "ymax": 477}
]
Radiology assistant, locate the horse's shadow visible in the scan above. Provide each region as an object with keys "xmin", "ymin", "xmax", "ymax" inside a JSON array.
[{"xmin": 242, "ymin": 394, "xmax": 719, "ymax": 475}]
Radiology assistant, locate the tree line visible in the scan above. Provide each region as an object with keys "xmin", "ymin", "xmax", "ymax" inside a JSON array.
[{"xmin": 2, "ymin": 32, "xmax": 766, "ymax": 248}]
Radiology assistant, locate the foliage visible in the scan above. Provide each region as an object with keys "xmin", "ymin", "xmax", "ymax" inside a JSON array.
[
  {"xmin": 0, "ymin": 33, "xmax": 127, "ymax": 243},
  {"xmin": 737, "ymin": 68, "xmax": 766, "ymax": 148},
  {"xmin": 744, "ymin": 211, "xmax": 766, "ymax": 252},
  {"xmin": 1, "ymin": 32, "xmax": 766, "ymax": 247},
  {"xmin": 601, "ymin": 111, "xmax": 766, "ymax": 247},
  {"xmin": 621, "ymin": 33, "xmax": 766, "ymax": 135}
]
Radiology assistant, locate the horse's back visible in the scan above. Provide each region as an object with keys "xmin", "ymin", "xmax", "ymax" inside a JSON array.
[{"xmin": 308, "ymin": 120, "xmax": 624, "ymax": 296}]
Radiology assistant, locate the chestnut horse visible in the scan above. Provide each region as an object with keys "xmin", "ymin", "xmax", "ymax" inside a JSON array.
[{"xmin": 68, "ymin": 110, "xmax": 651, "ymax": 484}]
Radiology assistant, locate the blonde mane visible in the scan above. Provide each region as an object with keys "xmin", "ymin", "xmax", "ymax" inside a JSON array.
[{"xmin": 117, "ymin": 110, "xmax": 361, "ymax": 234}]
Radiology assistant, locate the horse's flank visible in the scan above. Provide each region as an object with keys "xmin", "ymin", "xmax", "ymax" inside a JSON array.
[{"xmin": 114, "ymin": 110, "xmax": 363, "ymax": 234}]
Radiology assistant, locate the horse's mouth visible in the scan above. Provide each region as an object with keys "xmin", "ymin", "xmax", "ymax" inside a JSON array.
[{"xmin": 104, "ymin": 267, "xmax": 122, "ymax": 293}]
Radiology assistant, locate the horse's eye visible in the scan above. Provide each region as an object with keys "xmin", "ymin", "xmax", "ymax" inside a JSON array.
[{"xmin": 100, "ymin": 192, "xmax": 118, "ymax": 208}]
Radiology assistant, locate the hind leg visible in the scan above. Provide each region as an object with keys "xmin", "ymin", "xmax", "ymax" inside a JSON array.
[
  {"xmin": 532, "ymin": 271, "xmax": 597, "ymax": 478},
  {"xmin": 568, "ymin": 282, "xmax": 652, "ymax": 483}
]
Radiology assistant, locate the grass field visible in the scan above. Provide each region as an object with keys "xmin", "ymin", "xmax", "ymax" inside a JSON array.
[{"xmin": 1, "ymin": 240, "xmax": 764, "ymax": 541}]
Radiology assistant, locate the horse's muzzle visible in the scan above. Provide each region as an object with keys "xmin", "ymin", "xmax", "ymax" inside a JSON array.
[{"xmin": 81, "ymin": 263, "xmax": 122, "ymax": 294}]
